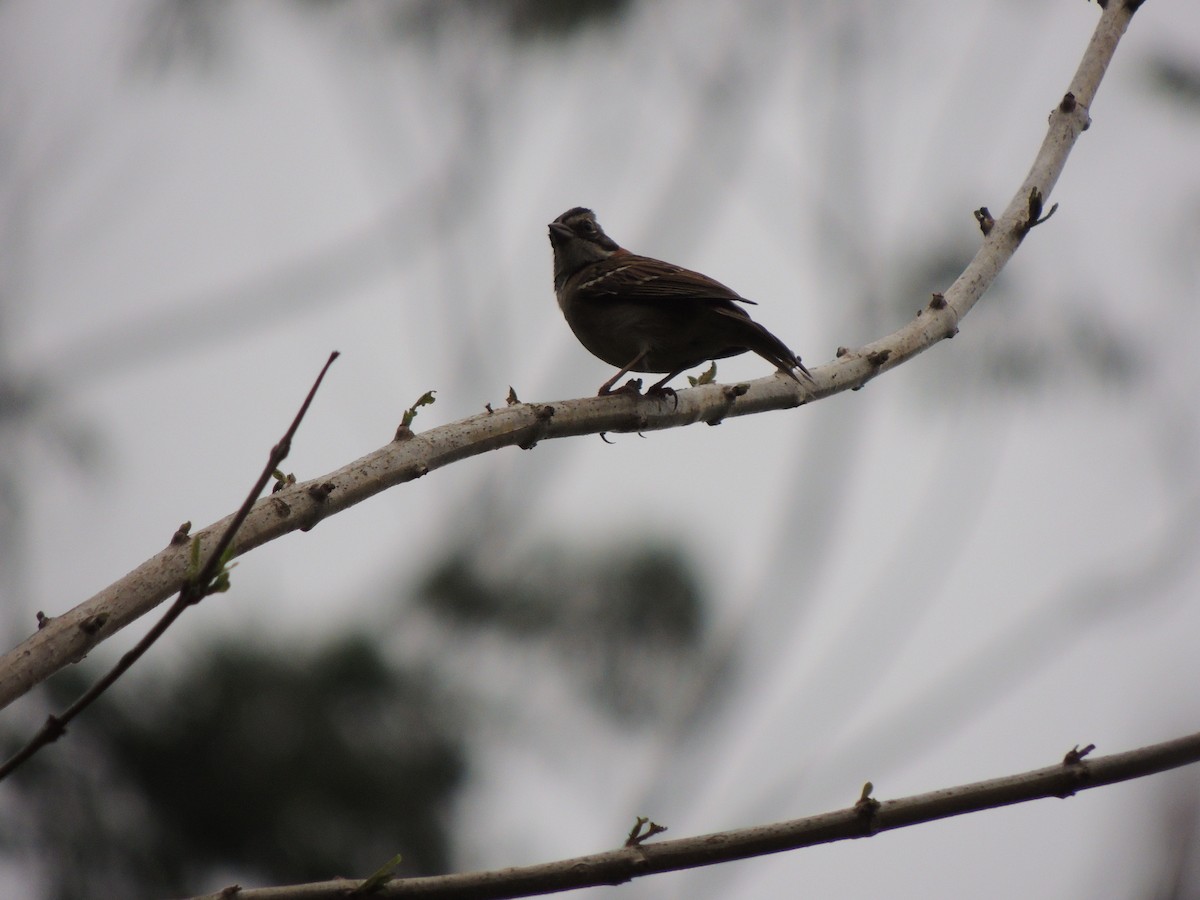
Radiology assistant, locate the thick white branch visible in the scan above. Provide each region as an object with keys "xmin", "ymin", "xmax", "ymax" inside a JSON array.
[{"xmin": 0, "ymin": 0, "xmax": 1139, "ymax": 712}]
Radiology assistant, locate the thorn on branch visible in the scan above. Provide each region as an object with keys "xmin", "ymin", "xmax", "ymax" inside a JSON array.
[
  {"xmin": 307, "ymin": 482, "xmax": 335, "ymax": 502},
  {"xmin": 1021, "ymin": 187, "xmax": 1059, "ymax": 233},
  {"xmin": 78, "ymin": 613, "xmax": 109, "ymax": 636},
  {"xmin": 507, "ymin": 386, "xmax": 520, "ymax": 406},
  {"xmin": 854, "ymin": 782, "xmax": 881, "ymax": 832},
  {"xmin": 1063, "ymin": 743, "xmax": 1096, "ymax": 765},
  {"xmin": 974, "ymin": 207, "xmax": 994, "ymax": 236},
  {"xmin": 42, "ymin": 714, "xmax": 66, "ymax": 743},
  {"xmin": 1057, "ymin": 743, "xmax": 1096, "ymax": 798},
  {"xmin": 36, "ymin": 611, "xmax": 52, "ymax": 630},
  {"xmin": 1055, "ymin": 91, "xmax": 1091, "ymax": 130},
  {"xmin": 170, "ymin": 521, "xmax": 192, "ymax": 546},
  {"xmin": 930, "ymin": 292, "xmax": 961, "ymax": 339},
  {"xmin": 625, "ymin": 816, "xmax": 668, "ymax": 847},
  {"xmin": 705, "ymin": 383, "xmax": 749, "ymax": 427},
  {"xmin": 301, "ymin": 484, "xmax": 337, "ymax": 531}
]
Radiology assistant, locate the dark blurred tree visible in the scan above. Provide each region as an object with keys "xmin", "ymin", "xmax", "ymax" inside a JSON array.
[
  {"xmin": 0, "ymin": 539, "xmax": 711, "ymax": 898},
  {"xmin": 1148, "ymin": 54, "xmax": 1200, "ymax": 109},
  {"xmin": 2, "ymin": 634, "xmax": 465, "ymax": 899},
  {"xmin": 402, "ymin": 0, "xmax": 633, "ymax": 40},
  {"xmin": 419, "ymin": 541, "xmax": 709, "ymax": 722},
  {"xmin": 135, "ymin": 0, "xmax": 634, "ymax": 72}
]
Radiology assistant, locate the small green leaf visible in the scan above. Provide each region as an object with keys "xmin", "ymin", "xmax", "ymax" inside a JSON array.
[
  {"xmin": 270, "ymin": 470, "xmax": 296, "ymax": 492},
  {"xmin": 401, "ymin": 390, "xmax": 437, "ymax": 428},
  {"xmin": 688, "ymin": 362, "xmax": 718, "ymax": 386},
  {"xmin": 187, "ymin": 536, "xmax": 202, "ymax": 578},
  {"xmin": 353, "ymin": 852, "xmax": 404, "ymax": 895}
]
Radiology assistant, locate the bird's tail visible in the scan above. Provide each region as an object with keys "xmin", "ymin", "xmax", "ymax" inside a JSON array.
[
  {"xmin": 711, "ymin": 305, "xmax": 814, "ymax": 384},
  {"xmin": 746, "ymin": 321, "xmax": 815, "ymax": 384}
]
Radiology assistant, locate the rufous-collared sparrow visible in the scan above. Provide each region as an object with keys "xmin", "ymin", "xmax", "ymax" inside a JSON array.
[{"xmin": 548, "ymin": 207, "xmax": 813, "ymax": 396}]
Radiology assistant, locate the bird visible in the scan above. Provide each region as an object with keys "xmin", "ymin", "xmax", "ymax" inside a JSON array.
[{"xmin": 548, "ymin": 207, "xmax": 814, "ymax": 397}]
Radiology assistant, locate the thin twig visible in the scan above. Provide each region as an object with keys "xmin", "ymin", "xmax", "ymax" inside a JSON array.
[
  {"xmin": 0, "ymin": 351, "xmax": 339, "ymax": 783},
  {"xmin": 180, "ymin": 730, "xmax": 1200, "ymax": 900}
]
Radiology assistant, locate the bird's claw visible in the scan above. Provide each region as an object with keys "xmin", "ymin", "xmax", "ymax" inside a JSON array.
[
  {"xmin": 646, "ymin": 385, "xmax": 679, "ymax": 409},
  {"xmin": 599, "ymin": 378, "xmax": 643, "ymax": 397}
]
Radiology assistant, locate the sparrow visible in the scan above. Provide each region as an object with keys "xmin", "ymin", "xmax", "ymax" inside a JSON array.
[{"xmin": 548, "ymin": 207, "xmax": 814, "ymax": 396}]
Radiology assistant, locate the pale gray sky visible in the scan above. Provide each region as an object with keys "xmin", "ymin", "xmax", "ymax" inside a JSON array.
[{"xmin": 3, "ymin": 1, "xmax": 1200, "ymax": 897}]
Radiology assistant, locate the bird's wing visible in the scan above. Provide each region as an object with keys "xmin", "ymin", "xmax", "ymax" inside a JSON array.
[{"xmin": 577, "ymin": 254, "xmax": 758, "ymax": 307}]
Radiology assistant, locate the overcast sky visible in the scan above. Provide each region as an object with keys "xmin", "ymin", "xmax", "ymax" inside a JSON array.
[{"xmin": 3, "ymin": 1, "xmax": 1200, "ymax": 897}]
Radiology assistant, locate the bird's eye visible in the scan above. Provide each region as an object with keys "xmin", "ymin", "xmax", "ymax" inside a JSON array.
[{"xmin": 579, "ymin": 220, "xmax": 597, "ymax": 235}]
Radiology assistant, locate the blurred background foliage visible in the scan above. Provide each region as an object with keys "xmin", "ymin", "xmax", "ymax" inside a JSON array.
[
  {"xmin": 3, "ymin": 1, "xmax": 1200, "ymax": 899},
  {"xmin": 2, "ymin": 541, "xmax": 710, "ymax": 897},
  {"xmin": 7, "ymin": 634, "xmax": 464, "ymax": 896}
]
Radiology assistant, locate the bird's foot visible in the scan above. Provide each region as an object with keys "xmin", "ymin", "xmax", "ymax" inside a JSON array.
[
  {"xmin": 599, "ymin": 378, "xmax": 643, "ymax": 397},
  {"xmin": 646, "ymin": 384, "xmax": 679, "ymax": 409}
]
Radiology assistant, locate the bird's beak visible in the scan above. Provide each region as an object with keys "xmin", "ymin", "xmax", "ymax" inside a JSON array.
[{"xmin": 548, "ymin": 221, "xmax": 573, "ymax": 245}]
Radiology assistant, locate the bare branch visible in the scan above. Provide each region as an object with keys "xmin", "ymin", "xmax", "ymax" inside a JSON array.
[
  {"xmin": 180, "ymin": 730, "xmax": 1200, "ymax": 900},
  {"xmin": 0, "ymin": 352, "xmax": 339, "ymax": 781},
  {"xmin": 0, "ymin": 0, "xmax": 1139, "ymax": 712}
]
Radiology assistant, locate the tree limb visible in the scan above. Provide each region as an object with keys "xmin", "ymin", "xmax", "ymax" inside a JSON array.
[
  {"xmin": 0, "ymin": 352, "xmax": 339, "ymax": 781},
  {"xmin": 0, "ymin": 0, "xmax": 1140, "ymax": 712},
  {"xmin": 182, "ymin": 730, "xmax": 1200, "ymax": 900}
]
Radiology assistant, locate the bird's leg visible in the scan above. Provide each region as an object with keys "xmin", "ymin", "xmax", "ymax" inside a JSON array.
[
  {"xmin": 646, "ymin": 370, "xmax": 682, "ymax": 393},
  {"xmin": 645, "ymin": 370, "xmax": 683, "ymax": 408},
  {"xmin": 598, "ymin": 351, "xmax": 648, "ymax": 396}
]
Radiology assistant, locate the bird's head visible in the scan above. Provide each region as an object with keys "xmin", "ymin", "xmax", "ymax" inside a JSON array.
[{"xmin": 548, "ymin": 207, "xmax": 622, "ymax": 289}]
